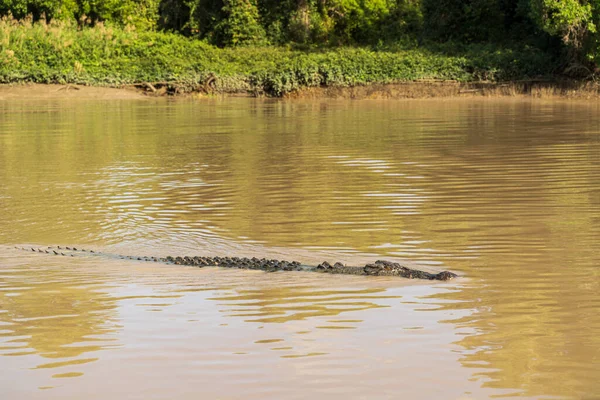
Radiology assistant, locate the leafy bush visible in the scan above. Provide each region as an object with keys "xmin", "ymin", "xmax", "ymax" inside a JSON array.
[{"xmin": 0, "ymin": 17, "xmax": 557, "ymax": 95}]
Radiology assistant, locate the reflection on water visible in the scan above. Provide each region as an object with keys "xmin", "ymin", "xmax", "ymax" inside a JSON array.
[
  {"xmin": 211, "ymin": 286, "xmax": 394, "ymax": 324},
  {"xmin": 0, "ymin": 254, "xmax": 120, "ymax": 392},
  {"xmin": 1, "ymin": 98, "xmax": 600, "ymax": 398},
  {"xmin": 0, "ymin": 259, "xmax": 119, "ymax": 362}
]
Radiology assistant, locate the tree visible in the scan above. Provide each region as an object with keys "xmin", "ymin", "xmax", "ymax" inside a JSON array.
[
  {"xmin": 530, "ymin": 0, "xmax": 595, "ymax": 49},
  {"xmin": 0, "ymin": 0, "xmax": 66, "ymax": 21},
  {"xmin": 72, "ymin": 0, "xmax": 159, "ymax": 28},
  {"xmin": 422, "ymin": 0, "xmax": 505, "ymax": 41},
  {"xmin": 198, "ymin": 0, "xmax": 268, "ymax": 46},
  {"xmin": 158, "ymin": 0, "xmax": 193, "ymax": 33},
  {"xmin": 0, "ymin": 0, "xmax": 159, "ymax": 28}
]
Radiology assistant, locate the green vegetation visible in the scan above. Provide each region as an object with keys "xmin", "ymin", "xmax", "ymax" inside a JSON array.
[{"xmin": 1, "ymin": 0, "xmax": 599, "ymax": 96}]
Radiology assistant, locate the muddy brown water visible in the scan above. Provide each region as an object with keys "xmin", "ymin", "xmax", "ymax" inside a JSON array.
[{"xmin": 0, "ymin": 98, "xmax": 599, "ymax": 399}]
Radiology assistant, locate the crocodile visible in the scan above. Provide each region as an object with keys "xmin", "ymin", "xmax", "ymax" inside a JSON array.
[{"xmin": 14, "ymin": 246, "xmax": 458, "ymax": 281}]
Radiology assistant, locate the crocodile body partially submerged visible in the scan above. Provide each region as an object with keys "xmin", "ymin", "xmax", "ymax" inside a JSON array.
[{"xmin": 16, "ymin": 246, "xmax": 458, "ymax": 281}]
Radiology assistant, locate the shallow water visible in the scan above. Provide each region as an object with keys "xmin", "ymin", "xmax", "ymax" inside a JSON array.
[{"xmin": 0, "ymin": 98, "xmax": 599, "ymax": 399}]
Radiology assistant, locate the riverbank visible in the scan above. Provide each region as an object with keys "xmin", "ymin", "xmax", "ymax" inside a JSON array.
[
  {"xmin": 3, "ymin": 80, "xmax": 600, "ymax": 101},
  {"xmin": 0, "ymin": 83, "xmax": 146, "ymax": 100},
  {"xmin": 287, "ymin": 80, "xmax": 600, "ymax": 99},
  {"xmin": 1, "ymin": 18, "xmax": 573, "ymax": 99}
]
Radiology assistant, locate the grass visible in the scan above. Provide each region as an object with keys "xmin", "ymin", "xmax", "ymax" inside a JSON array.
[{"xmin": 0, "ymin": 17, "xmax": 558, "ymax": 97}]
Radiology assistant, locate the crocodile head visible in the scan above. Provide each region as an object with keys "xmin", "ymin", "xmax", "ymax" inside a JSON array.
[{"xmin": 435, "ymin": 271, "xmax": 458, "ymax": 281}]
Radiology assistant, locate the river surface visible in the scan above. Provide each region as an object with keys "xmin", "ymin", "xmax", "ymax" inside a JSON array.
[{"xmin": 0, "ymin": 98, "xmax": 599, "ymax": 399}]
